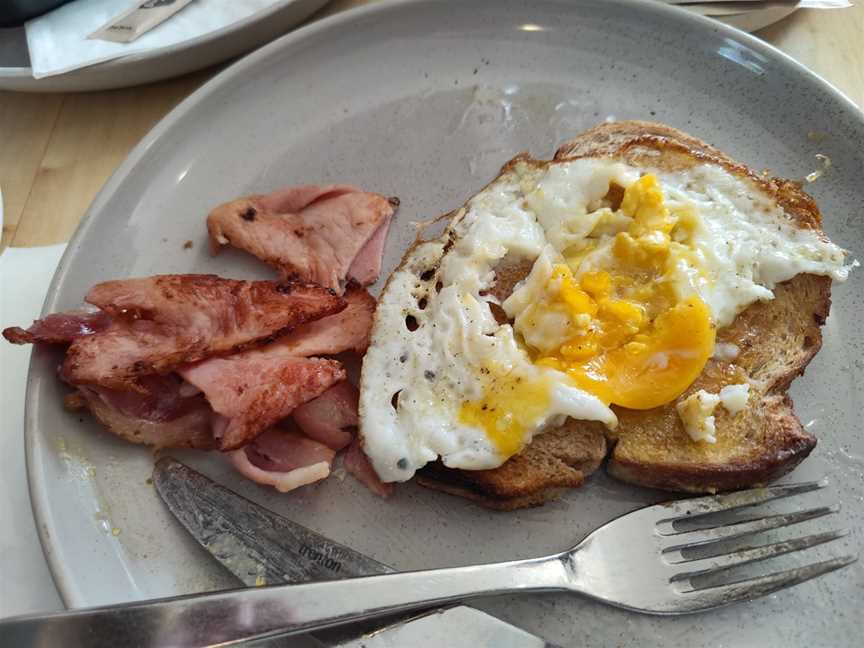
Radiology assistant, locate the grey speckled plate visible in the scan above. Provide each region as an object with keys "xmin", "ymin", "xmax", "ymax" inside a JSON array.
[
  {"xmin": 0, "ymin": 0, "xmax": 329, "ymax": 92},
  {"xmin": 25, "ymin": 1, "xmax": 863, "ymax": 645}
]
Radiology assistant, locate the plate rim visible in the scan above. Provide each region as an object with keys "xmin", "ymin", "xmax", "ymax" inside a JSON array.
[
  {"xmin": 0, "ymin": 0, "xmax": 330, "ymax": 89},
  {"xmin": 24, "ymin": 0, "xmax": 864, "ymax": 608}
]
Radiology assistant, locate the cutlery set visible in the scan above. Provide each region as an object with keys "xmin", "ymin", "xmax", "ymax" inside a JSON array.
[{"xmin": 0, "ymin": 459, "xmax": 853, "ymax": 646}]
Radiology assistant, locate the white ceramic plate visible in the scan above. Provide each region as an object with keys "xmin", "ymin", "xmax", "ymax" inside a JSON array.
[
  {"xmin": 0, "ymin": 0, "xmax": 329, "ymax": 92},
  {"xmin": 26, "ymin": 1, "xmax": 863, "ymax": 645}
]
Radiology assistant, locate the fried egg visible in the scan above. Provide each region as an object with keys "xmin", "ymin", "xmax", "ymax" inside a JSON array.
[{"xmin": 360, "ymin": 157, "xmax": 852, "ymax": 482}]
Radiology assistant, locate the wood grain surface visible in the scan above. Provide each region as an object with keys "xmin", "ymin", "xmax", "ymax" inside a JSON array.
[{"xmin": 1, "ymin": 1, "xmax": 861, "ymax": 249}]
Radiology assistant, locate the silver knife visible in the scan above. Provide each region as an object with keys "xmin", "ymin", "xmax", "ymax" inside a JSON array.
[{"xmin": 152, "ymin": 457, "xmax": 559, "ymax": 648}]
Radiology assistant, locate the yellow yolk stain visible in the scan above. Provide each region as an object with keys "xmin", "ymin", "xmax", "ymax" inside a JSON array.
[
  {"xmin": 535, "ymin": 174, "xmax": 716, "ymax": 409},
  {"xmin": 459, "ymin": 175, "xmax": 716, "ymax": 458},
  {"xmin": 458, "ymin": 373, "xmax": 552, "ymax": 458},
  {"xmin": 621, "ymin": 174, "xmax": 676, "ymax": 236}
]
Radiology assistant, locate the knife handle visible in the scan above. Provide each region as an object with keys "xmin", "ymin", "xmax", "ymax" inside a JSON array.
[{"xmin": 0, "ymin": 555, "xmax": 570, "ymax": 646}]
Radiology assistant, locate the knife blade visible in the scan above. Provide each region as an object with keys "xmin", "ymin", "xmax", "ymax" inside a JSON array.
[
  {"xmin": 153, "ymin": 457, "xmax": 558, "ymax": 648},
  {"xmin": 153, "ymin": 456, "xmax": 389, "ymax": 587}
]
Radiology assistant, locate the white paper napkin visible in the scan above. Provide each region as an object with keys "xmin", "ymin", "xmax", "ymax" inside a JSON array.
[
  {"xmin": 0, "ymin": 244, "xmax": 67, "ymax": 616},
  {"xmin": 26, "ymin": 0, "xmax": 286, "ymax": 79}
]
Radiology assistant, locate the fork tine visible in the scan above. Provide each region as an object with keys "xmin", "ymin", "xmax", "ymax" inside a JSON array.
[
  {"xmin": 656, "ymin": 479, "xmax": 827, "ymax": 528},
  {"xmin": 660, "ymin": 505, "xmax": 838, "ymax": 550},
  {"xmin": 675, "ymin": 555, "xmax": 858, "ymax": 610},
  {"xmin": 667, "ymin": 529, "xmax": 848, "ymax": 580}
]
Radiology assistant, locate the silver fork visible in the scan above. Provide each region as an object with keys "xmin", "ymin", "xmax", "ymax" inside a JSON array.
[{"xmin": 2, "ymin": 479, "xmax": 856, "ymax": 647}]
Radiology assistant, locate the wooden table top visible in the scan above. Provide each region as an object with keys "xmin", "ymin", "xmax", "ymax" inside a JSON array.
[{"xmin": 2, "ymin": 1, "xmax": 862, "ymax": 250}]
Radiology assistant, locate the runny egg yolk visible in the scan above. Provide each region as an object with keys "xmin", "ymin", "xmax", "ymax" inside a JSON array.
[
  {"xmin": 536, "ymin": 175, "xmax": 716, "ymax": 409},
  {"xmin": 457, "ymin": 175, "xmax": 716, "ymax": 459}
]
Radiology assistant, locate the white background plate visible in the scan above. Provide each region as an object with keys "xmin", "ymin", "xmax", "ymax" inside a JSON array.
[
  {"xmin": 25, "ymin": 1, "xmax": 863, "ymax": 645},
  {"xmin": 0, "ymin": 0, "xmax": 329, "ymax": 92},
  {"xmin": 678, "ymin": 2, "xmax": 796, "ymax": 31},
  {"xmin": 722, "ymin": 6, "xmax": 797, "ymax": 32}
]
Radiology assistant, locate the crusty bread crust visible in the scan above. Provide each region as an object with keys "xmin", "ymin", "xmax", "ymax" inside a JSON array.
[
  {"xmin": 553, "ymin": 120, "xmax": 823, "ymax": 232},
  {"xmin": 607, "ymin": 274, "xmax": 826, "ymax": 493},
  {"xmin": 418, "ymin": 421, "xmax": 606, "ymax": 510},
  {"xmin": 382, "ymin": 121, "xmax": 833, "ymax": 507}
]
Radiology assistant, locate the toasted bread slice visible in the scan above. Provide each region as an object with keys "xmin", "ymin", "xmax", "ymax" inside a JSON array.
[
  {"xmin": 606, "ymin": 274, "xmax": 826, "ymax": 492},
  {"xmin": 402, "ymin": 121, "xmax": 833, "ymax": 507},
  {"xmin": 417, "ymin": 421, "xmax": 607, "ymax": 510}
]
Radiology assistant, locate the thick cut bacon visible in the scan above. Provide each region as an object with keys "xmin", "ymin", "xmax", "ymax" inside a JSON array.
[
  {"xmin": 293, "ymin": 381, "xmax": 359, "ymax": 451},
  {"xmin": 229, "ymin": 451, "xmax": 331, "ymax": 493},
  {"xmin": 65, "ymin": 388, "xmax": 215, "ymax": 449},
  {"xmin": 207, "ymin": 185, "xmax": 397, "ymax": 293},
  {"xmin": 344, "ymin": 437, "xmax": 394, "ymax": 498},
  {"xmin": 3, "ymin": 311, "xmax": 112, "ymax": 345},
  {"xmin": 175, "ymin": 286, "xmax": 371, "ymax": 450},
  {"xmin": 62, "ymin": 275, "xmax": 344, "ymax": 390},
  {"xmin": 85, "ymin": 274, "xmax": 343, "ymax": 333},
  {"xmin": 229, "ymin": 424, "xmax": 335, "ymax": 493},
  {"xmin": 90, "ymin": 374, "xmax": 205, "ymax": 423},
  {"xmin": 273, "ymin": 285, "xmax": 375, "ymax": 357},
  {"xmin": 178, "ymin": 352, "xmax": 345, "ymax": 450},
  {"xmin": 245, "ymin": 425, "xmax": 336, "ymax": 471}
]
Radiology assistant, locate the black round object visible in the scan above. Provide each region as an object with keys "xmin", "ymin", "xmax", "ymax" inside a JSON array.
[{"xmin": 0, "ymin": 0, "xmax": 76, "ymax": 28}]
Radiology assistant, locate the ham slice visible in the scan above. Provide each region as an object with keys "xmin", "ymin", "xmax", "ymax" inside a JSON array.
[
  {"xmin": 256, "ymin": 185, "xmax": 358, "ymax": 213},
  {"xmin": 62, "ymin": 275, "xmax": 344, "ymax": 390},
  {"xmin": 178, "ymin": 352, "xmax": 345, "ymax": 450},
  {"xmin": 345, "ymin": 214, "xmax": 393, "ymax": 287},
  {"xmin": 293, "ymin": 381, "xmax": 359, "ymax": 451},
  {"xmin": 228, "ymin": 426, "xmax": 335, "ymax": 493},
  {"xmin": 3, "ymin": 311, "xmax": 112, "ymax": 345},
  {"xmin": 273, "ymin": 285, "xmax": 375, "ymax": 357},
  {"xmin": 344, "ymin": 437, "xmax": 394, "ymax": 498},
  {"xmin": 207, "ymin": 185, "xmax": 397, "ymax": 293}
]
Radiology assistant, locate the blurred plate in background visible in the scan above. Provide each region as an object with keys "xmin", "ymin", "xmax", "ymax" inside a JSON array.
[
  {"xmin": 0, "ymin": 0, "xmax": 329, "ymax": 92},
  {"xmin": 721, "ymin": 5, "xmax": 798, "ymax": 31},
  {"xmin": 664, "ymin": 0, "xmax": 798, "ymax": 31}
]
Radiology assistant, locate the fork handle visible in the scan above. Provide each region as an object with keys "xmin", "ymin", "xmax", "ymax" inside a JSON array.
[{"xmin": 1, "ymin": 555, "xmax": 571, "ymax": 647}]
